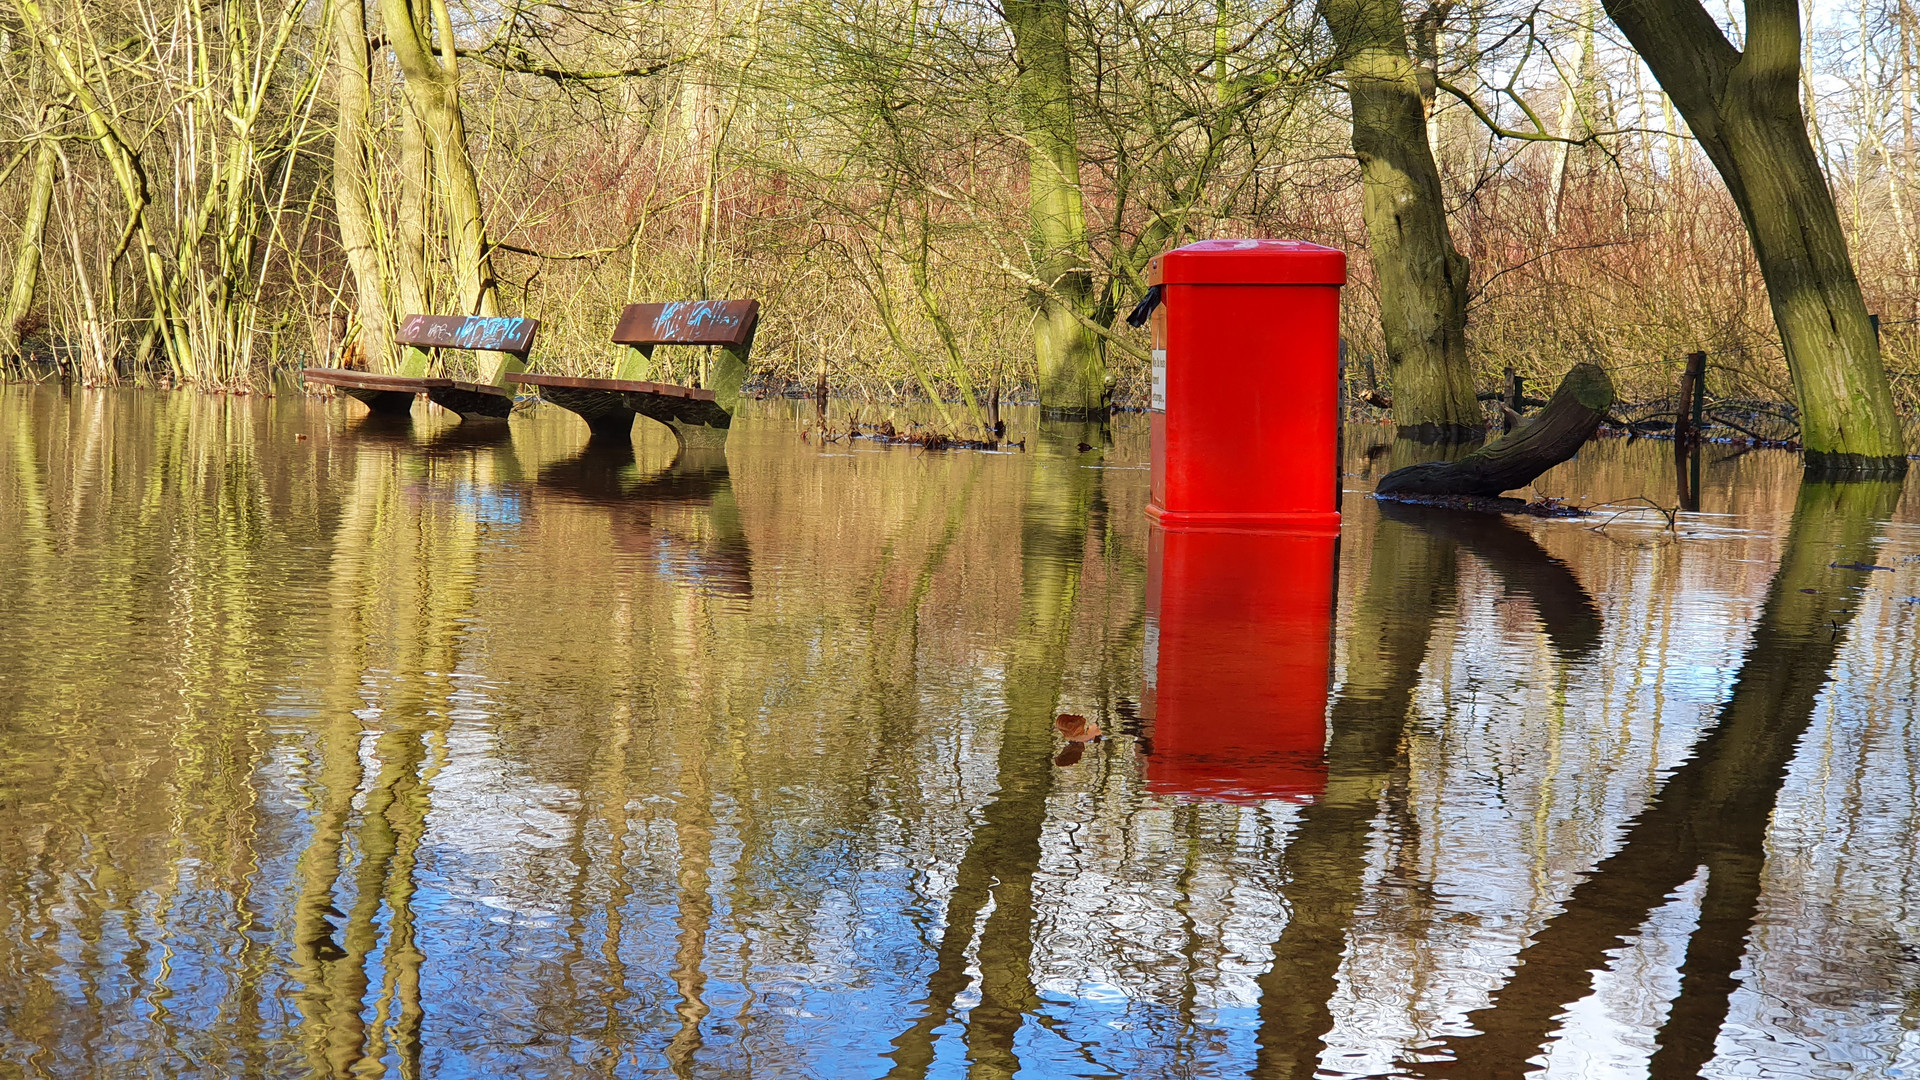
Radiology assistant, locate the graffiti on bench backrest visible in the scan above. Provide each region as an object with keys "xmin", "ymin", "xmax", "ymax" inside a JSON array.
[
  {"xmin": 613, "ymin": 300, "xmax": 760, "ymax": 347},
  {"xmin": 396, "ymin": 315, "xmax": 539, "ymax": 356}
]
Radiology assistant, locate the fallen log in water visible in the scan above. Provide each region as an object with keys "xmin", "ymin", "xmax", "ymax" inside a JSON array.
[{"xmin": 1375, "ymin": 363, "xmax": 1615, "ymax": 499}]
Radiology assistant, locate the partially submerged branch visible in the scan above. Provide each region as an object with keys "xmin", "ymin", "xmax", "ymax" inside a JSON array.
[{"xmin": 1376, "ymin": 363, "xmax": 1615, "ymax": 498}]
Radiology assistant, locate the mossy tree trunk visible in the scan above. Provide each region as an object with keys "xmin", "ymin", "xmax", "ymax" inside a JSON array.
[
  {"xmin": 379, "ymin": 0, "xmax": 508, "ymax": 378},
  {"xmin": 1374, "ymin": 362, "xmax": 1614, "ymax": 497},
  {"xmin": 1004, "ymin": 0, "xmax": 1106, "ymax": 420},
  {"xmin": 329, "ymin": 0, "xmax": 396, "ymax": 372},
  {"xmin": 1321, "ymin": 0, "xmax": 1483, "ymax": 441},
  {"xmin": 1601, "ymin": 0, "xmax": 1907, "ymax": 471},
  {"xmin": 392, "ymin": 105, "xmax": 434, "ymax": 378},
  {"xmin": 2, "ymin": 134, "xmax": 57, "ymax": 364}
]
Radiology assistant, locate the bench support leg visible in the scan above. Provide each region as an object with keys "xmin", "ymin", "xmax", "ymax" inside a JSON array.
[
  {"xmin": 668, "ymin": 419, "xmax": 729, "ymax": 450},
  {"xmin": 586, "ymin": 412, "xmax": 636, "ymax": 440}
]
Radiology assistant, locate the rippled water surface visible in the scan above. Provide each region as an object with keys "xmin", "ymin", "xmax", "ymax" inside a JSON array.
[{"xmin": 4, "ymin": 385, "xmax": 1920, "ymax": 1078}]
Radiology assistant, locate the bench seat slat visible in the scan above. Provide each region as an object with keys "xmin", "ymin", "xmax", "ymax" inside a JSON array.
[
  {"xmin": 508, "ymin": 372, "xmax": 718, "ymax": 402},
  {"xmin": 611, "ymin": 300, "xmax": 758, "ymax": 347},
  {"xmin": 302, "ymin": 368, "xmax": 433, "ymax": 393},
  {"xmin": 304, "ymin": 369, "xmax": 514, "ymax": 394}
]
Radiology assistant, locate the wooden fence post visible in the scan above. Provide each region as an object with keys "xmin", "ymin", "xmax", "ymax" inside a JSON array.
[{"xmin": 1675, "ymin": 350, "xmax": 1707, "ymax": 447}]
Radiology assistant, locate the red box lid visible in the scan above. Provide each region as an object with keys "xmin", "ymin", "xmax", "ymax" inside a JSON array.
[{"xmin": 1147, "ymin": 239, "xmax": 1347, "ymax": 286}]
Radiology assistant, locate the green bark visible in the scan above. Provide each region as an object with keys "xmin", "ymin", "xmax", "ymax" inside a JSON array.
[
  {"xmin": 381, "ymin": 0, "xmax": 506, "ymax": 378},
  {"xmin": 329, "ymin": 0, "xmax": 396, "ymax": 372},
  {"xmin": 1, "ymin": 135, "xmax": 56, "ymax": 365},
  {"xmin": 1600, "ymin": 0, "xmax": 1907, "ymax": 469},
  {"xmin": 1321, "ymin": 0, "xmax": 1482, "ymax": 441},
  {"xmin": 1004, "ymin": 0, "xmax": 1105, "ymax": 420},
  {"xmin": 394, "ymin": 104, "xmax": 433, "ymax": 378}
]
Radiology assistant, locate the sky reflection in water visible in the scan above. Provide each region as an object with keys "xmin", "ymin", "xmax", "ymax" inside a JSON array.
[{"xmin": 1, "ymin": 386, "xmax": 1918, "ymax": 1078}]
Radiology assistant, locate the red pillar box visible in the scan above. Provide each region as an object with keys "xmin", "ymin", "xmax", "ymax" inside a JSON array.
[
  {"xmin": 1147, "ymin": 239, "xmax": 1346, "ymax": 532},
  {"xmin": 1141, "ymin": 526, "xmax": 1336, "ymax": 802}
]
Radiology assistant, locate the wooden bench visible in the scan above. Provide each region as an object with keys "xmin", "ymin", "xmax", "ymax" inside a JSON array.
[
  {"xmin": 303, "ymin": 314, "xmax": 539, "ymax": 419},
  {"xmin": 509, "ymin": 300, "xmax": 758, "ymax": 444}
]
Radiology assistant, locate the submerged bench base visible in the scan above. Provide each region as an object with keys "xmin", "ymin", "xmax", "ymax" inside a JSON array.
[
  {"xmin": 302, "ymin": 369, "xmax": 514, "ymax": 420},
  {"xmin": 508, "ymin": 374, "xmax": 730, "ymax": 445},
  {"xmin": 425, "ymin": 380, "xmax": 514, "ymax": 419}
]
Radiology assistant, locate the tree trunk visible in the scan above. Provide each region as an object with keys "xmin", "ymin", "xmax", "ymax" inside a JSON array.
[
  {"xmin": 1600, "ymin": 0, "xmax": 1907, "ymax": 471},
  {"xmin": 1004, "ymin": 0, "xmax": 1105, "ymax": 420},
  {"xmin": 393, "ymin": 104, "xmax": 433, "ymax": 377},
  {"xmin": 2, "ymin": 135, "xmax": 57, "ymax": 363},
  {"xmin": 1546, "ymin": 0, "xmax": 1597, "ymax": 232},
  {"xmin": 1321, "ymin": 0, "xmax": 1482, "ymax": 441},
  {"xmin": 1375, "ymin": 362, "xmax": 1614, "ymax": 497},
  {"xmin": 380, "ymin": 0, "xmax": 508, "ymax": 377},
  {"xmin": 330, "ymin": 0, "xmax": 396, "ymax": 372}
]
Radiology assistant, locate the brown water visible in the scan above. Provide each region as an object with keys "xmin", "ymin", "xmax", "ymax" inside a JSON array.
[{"xmin": 3, "ymin": 385, "xmax": 1919, "ymax": 1079}]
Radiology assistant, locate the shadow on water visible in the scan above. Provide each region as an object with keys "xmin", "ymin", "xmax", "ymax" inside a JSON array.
[
  {"xmin": 419, "ymin": 416, "xmax": 513, "ymax": 454},
  {"xmin": 1252, "ymin": 493, "xmax": 1603, "ymax": 1078},
  {"xmin": 1676, "ymin": 442, "xmax": 1702, "ymax": 512},
  {"xmin": 884, "ymin": 419, "xmax": 1106, "ymax": 1080},
  {"xmin": 340, "ymin": 412, "xmax": 418, "ymax": 448},
  {"xmin": 1403, "ymin": 473, "xmax": 1906, "ymax": 1080},
  {"xmin": 339, "ymin": 410, "xmax": 520, "ymax": 470}
]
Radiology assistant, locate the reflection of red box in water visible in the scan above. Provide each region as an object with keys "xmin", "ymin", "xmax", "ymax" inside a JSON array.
[
  {"xmin": 1143, "ymin": 527, "xmax": 1335, "ymax": 802},
  {"xmin": 1146, "ymin": 239, "xmax": 1345, "ymax": 533}
]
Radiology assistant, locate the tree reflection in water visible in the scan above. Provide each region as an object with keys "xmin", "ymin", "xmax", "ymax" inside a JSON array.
[
  {"xmin": 1, "ymin": 389, "xmax": 1917, "ymax": 1077},
  {"xmin": 1408, "ymin": 476, "xmax": 1904, "ymax": 1080},
  {"xmin": 1253, "ymin": 503, "xmax": 1602, "ymax": 1079},
  {"xmin": 885, "ymin": 420, "xmax": 1104, "ymax": 1080}
]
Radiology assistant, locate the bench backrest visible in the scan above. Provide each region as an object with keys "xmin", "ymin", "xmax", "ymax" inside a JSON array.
[
  {"xmin": 397, "ymin": 314, "xmax": 539, "ymax": 357},
  {"xmin": 612, "ymin": 301, "xmax": 759, "ymax": 348}
]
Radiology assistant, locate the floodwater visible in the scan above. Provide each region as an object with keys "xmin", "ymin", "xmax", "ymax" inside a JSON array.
[{"xmin": 3, "ymin": 385, "xmax": 1919, "ymax": 1080}]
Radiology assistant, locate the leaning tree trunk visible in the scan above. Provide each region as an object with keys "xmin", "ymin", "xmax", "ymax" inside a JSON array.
[
  {"xmin": 1375, "ymin": 362, "xmax": 1614, "ymax": 497},
  {"xmin": 2, "ymin": 135, "xmax": 57, "ymax": 364},
  {"xmin": 1004, "ymin": 0, "xmax": 1106, "ymax": 421},
  {"xmin": 1600, "ymin": 0, "xmax": 1906, "ymax": 472},
  {"xmin": 1321, "ymin": 0, "xmax": 1483, "ymax": 442},
  {"xmin": 330, "ymin": 0, "xmax": 396, "ymax": 372}
]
